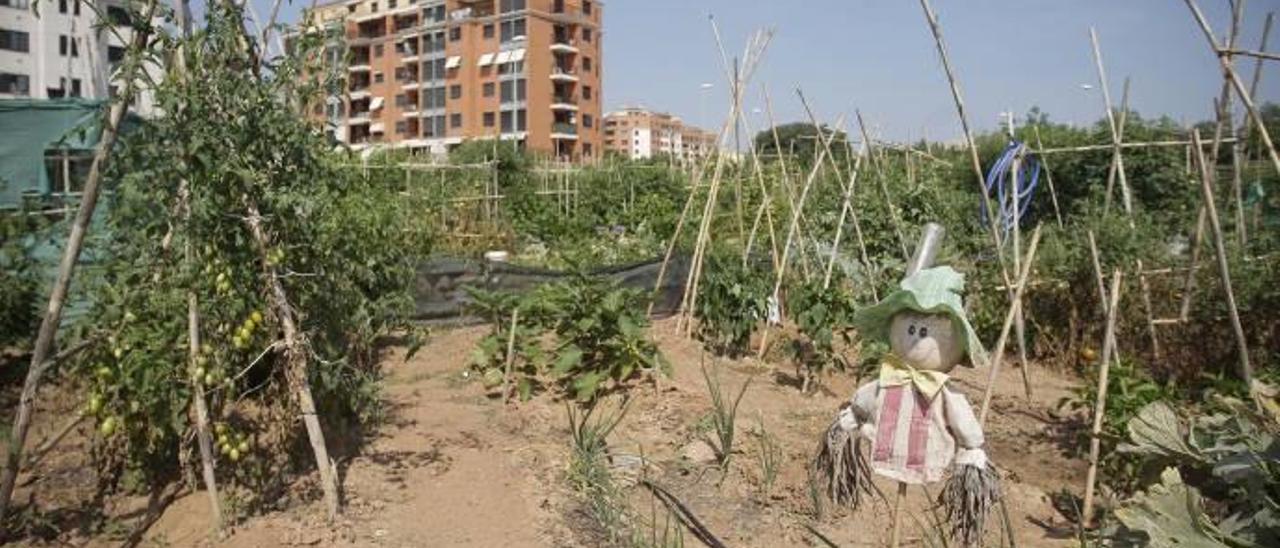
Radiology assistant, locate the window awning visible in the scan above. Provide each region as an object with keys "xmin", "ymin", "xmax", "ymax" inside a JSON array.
[
  {"xmin": 494, "ymin": 50, "xmax": 512, "ymax": 64},
  {"xmin": 445, "ymin": 56, "xmax": 461, "ymax": 69},
  {"xmin": 510, "ymin": 48, "xmax": 526, "ymax": 62},
  {"xmin": 477, "ymin": 53, "xmax": 495, "ymax": 67},
  {"xmin": 370, "ymin": 122, "xmax": 385, "ymax": 133},
  {"xmin": 370, "ymin": 96, "xmax": 384, "ymax": 110}
]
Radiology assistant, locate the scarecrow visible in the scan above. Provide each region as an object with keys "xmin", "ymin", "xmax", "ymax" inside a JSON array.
[{"xmin": 815, "ymin": 265, "xmax": 1000, "ymax": 547}]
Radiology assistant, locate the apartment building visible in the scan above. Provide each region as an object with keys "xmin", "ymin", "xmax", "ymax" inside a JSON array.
[
  {"xmin": 307, "ymin": 0, "xmax": 603, "ymax": 162},
  {"xmin": 0, "ymin": 0, "xmax": 156, "ymax": 114},
  {"xmin": 603, "ymin": 107, "xmax": 718, "ymax": 163}
]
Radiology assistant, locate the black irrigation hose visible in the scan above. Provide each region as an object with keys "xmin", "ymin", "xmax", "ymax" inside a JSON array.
[{"xmin": 639, "ymin": 479, "xmax": 726, "ymax": 548}]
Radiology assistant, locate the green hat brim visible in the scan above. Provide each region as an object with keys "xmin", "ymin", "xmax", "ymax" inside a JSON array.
[{"xmin": 853, "ymin": 266, "xmax": 989, "ymax": 368}]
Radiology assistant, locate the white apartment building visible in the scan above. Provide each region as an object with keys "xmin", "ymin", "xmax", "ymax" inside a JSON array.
[
  {"xmin": 0, "ymin": 0, "xmax": 156, "ymax": 114},
  {"xmin": 603, "ymin": 107, "xmax": 718, "ymax": 163}
]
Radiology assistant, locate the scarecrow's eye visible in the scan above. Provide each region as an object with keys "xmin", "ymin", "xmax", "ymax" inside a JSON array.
[
  {"xmin": 908, "ymin": 324, "xmax": 916, "ymax": 336},
  {"xmin": 920, "ymin": 327, "xmax": 929, "ymax": 338}
]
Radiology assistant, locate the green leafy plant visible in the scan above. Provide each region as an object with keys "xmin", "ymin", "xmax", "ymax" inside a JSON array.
[
  {"xmin": 540, "ymin": 273, "xmax": 670, "ymax": 402},
  {"xmin": 1105, "ymin": 398, "xmax": 1280, "ymax": 546},
  {"xmin": 694, "ymin": 251, "xmax": 770, "ymax": 357},
  {"xmin": 465, "ymin": 287, "xmax": 547, "ymax": 400},
  {"xmin": 788, "ymin": 277, "xmax": 858, "ymax": 393}
]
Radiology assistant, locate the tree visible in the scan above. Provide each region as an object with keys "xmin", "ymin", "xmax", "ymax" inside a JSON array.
[{"xmin": 752, "ymin": 122, "xmax": 851, "ymax": 165}]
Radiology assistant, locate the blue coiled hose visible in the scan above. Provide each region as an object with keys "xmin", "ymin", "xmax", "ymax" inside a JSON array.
[{"xmin": 980, "ymin": 140, "xmax": 1041, "ymax": 241}]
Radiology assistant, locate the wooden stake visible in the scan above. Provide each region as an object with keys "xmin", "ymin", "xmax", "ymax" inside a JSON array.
[
  {"xmin": 890, "ymin": 482, "xmax": 908, "ymax": 548},
  {"xmin": 1090, "ymin": 29, "xmax": 1135, "ymax": 216},
  {"xmin": 1032, "ymin": 126, "xmax": 1065, "ymax": 227},
  {"xmin": 1190, "ymin": 130, "xmax": 1253, "ymax": 385},
  {"xmin": 756, "ymin": 115, "xmax": 845, "ymax": 357},
  {"xmin": 0, "ymin": 0, "xmax": 157, "ymax": 520},
  {"xmin": 1081, "ymin": 269, "xmax": 1124, "ymax": 527},
  {"xmin": 244, "ymin": 200, "xmax": 341, "ymax": 520},
  {"xmin": 1185, "ymin": 0, "xmax": 1280, "ymax": 179},
  {"xmin": 501, "ymin": 307, "xmax": 521, "ymax": 403},
  {"xmin": 978, "ymin": 226, "xmax": 1044, "ymax": 426},
  {"xmin": 856, "ymin": 110, "xmax": 910, "ymax": 260}
]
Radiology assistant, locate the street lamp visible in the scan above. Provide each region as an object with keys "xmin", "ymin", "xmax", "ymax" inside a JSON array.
[{"xmin": 699, "ymin": 83, "xmax": 714, "ymax": 130}]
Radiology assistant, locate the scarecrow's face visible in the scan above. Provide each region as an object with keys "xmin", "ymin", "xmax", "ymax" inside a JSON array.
[{"xmin": 889, "ymin": 312, "xmax": 964, "ymax": 372}]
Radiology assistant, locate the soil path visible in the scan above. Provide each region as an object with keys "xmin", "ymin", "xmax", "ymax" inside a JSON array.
[{"xmin": 15, "ymin": 319, "xmax": 1087, "ymax": 547}]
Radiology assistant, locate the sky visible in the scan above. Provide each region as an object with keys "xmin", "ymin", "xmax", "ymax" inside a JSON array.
[{"xmin": 218, "ymin": 0, "xmax": 1279, "ymax": 143}]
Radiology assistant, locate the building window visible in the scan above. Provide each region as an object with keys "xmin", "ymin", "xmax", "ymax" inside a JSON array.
[
  {"xmin": 484, "ymin": 111, "xmax": 495, "ymax": 127},
  {"xmin": 395, "ymin": 94, "xmax": 408, "ymax": 107},
  {"xmin": 59, "ymin": 35, "xmax": 68, "ymax": 56},
  {"xmin": 58, "ymin": 0, "xmax": 66, "ymax": 13},
  {"xmin": 389, "ymin": 0, "xmax": 397, "ymax": 8},
  {"xmin": 108, "ymin": 45, "xmax": 125, "ymax": 63},
  {"xmin": 582, "ymin": 57, "xmax": 591, "ymax": 72},
  {"xmin": 583, "ymin": 85, "xmax": 592, "ymax": 100},
  {"xmin": 583, "ymin": 28, "xmax": 592, "ymax": 42},
  {"xmin": 450, "ymin": 84, "xmax": 461, "ymax": 99},
  {"xmin": 451, "ymin": 113, "xmax": 462, "ymax": 128},
  {"xmin": 71, "ymin": 78, "xmax": 81, "ymax": 97},
  {"xmin": 449, "ymin": 26, "xmax": 461, "ymax": 42},
  {"xmin": 500, "ymin": 110, "xmax": 513, "ymax": 132},
  {"xmin": 396, "ymin": 121, "xmax": 407, "ymax": 134},
  {"xmin": 583, "ymin": 0, "xmax": 592, "ymax": 15},
  {"xmin": 483, "ymin": 82, "xmax": 495, "ymax": 97},
  {"xmin": 483, "ymin": 24, "xmax": 494, "ymax": 39},
  {"xmin": 1, "ymin": 0, "xmax": 31, "ymax": 9},
  {"xmin": 517, "ymin": 109, "xmax": 526, "ymax": 131},
  {"xmin": 348, "ymin": 4, "xmax": 356, "ymax": 13},
  {"xmin": 500, "ymin": 80, "xmax": 513, "ymax": 102},
  {"xmin": 499, "ymin": 0, "xmax": 525, "ymax": 13},
  {"xmin": 0, "ymin": 29, "xmax": 29, "ymax": 53},
  {"xmin": 0, "ymin": 73, "xmax": 29, "ymax": 96},
  {"xmin": 374, "ymin": 44, "xmax": 383, "ymax": 57},
  {"xmin": 371, "ymin": 2, "xmax": 379, "ymax": 12},
  {"xmin": 499, "ymin": 18, "xmax": 526, "ymax": 42},
  {"xmin": 583, "ymin": 114, "xmax": 592, "ymax": 128},
  {"xmin": 374, "ymin": 72, "xmax": 384, "ymax": 83}
]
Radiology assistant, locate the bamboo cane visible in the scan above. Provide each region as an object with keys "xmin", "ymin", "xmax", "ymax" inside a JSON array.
[
  {"xmin": 856, "ymin": 110, "xmax": 910, "ymax": 260},
  {"xmin": 1031, "ymin": 126, "xmax": 1065, "ymax": 227},
  {"xmin": 243, "ymin": 200, "xmax": 341, "ymax": 520},
  {"xmin": 502, "ymin": 307, "xmax": 520, "ymax": 404},
  {"xmin": 1081, "ymin": 269, "xmax": 1124, "ymax": 527},
  {"xmin": 1191, "ymin": 130, "xmax": 1253, "ymax": 385},
  {"xmin": 1034, "ymin": 138, "xmax": 1238, "ymax": 155},
  {"xmin": 0, "ymin": 0, "xmax": 158, "ymax": 520},
  {"xmin": 978, "ymin": 226, "xmax": 1043, "ymax": 426},
  {"xmin": 1185, "ymin": 0, "xmax": 1280, "ymax": 179},
  {"xmin": 756, "ymin": 115, "xmax": 844, "ymax": 357},
  {"xmin": 1090, "ymin": 29, "xmax": 1134, "ymax": 216}
]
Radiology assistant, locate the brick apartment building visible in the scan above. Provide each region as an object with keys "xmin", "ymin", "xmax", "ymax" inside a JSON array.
[
  {"xmin": 603, "ymin": 107, "xmax": 717, "ymax": 163},
  {"xmin": 306, "ymin": 0, "xmax": 603, "ymax": 162}
]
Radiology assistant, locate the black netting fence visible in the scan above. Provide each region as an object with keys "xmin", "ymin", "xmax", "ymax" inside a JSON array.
[{"xmin": 413, "ymin": 255, "xmax": 691, "ymax": 323}]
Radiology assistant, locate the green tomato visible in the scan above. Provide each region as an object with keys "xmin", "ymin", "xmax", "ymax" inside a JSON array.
[
  {"xmin": 112, "ymin": 347, "xmax": 123, "ymax": 360},
  {"xmin": 228, "ymin": 448, "xmax": 241, "ymax": 462},
  {"xmin": 215, "ymin": 423, "xmax": 227, "ymax": 435},
  {"xmin": 193, "ymin": 366, "xmax": 206, "ymax": 380},
  {"xmin": 204, "ymin": 373, "xmax": 215, "ymax": 386},
  {"xmin": 123, "ymin": 311, "xmax": 137, "ymax": 323},
  {"xmin": 129, "ymin": 400, "xmax": 140, "ymax": 413},
  {"xmin": 220, "ymin": 443, "xmax": 231, "ymax": 455},
  {"xmin": 86, "ymin": 394, "xmax": 104, "ymax": 416},
  {"xmin": 237, "ymin": 441, "xmax": 249, "ymax": 453},
  {"xmin": 95, "ymin": 366, "xmax": 113, "ymax": 380},
  {"xmin": 250, "ymin": 310, "xmax": 264, "ymax": 324},
  {"xmin": 99, "ymin": 417, "xmax": 117, "ymax": 437},
  {"xmin": 217, "ymin": 433, "xmax": 229, "ymax": 445}
]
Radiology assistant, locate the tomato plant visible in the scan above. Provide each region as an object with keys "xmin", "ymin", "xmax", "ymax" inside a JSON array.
[{"xmin": 694, "ymin": 250, "xmax": 771, "ymax": 357}]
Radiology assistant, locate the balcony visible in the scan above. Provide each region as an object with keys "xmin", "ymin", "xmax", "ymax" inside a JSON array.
[
  {"xmin": 550, "ymin": 67, "xmax": 578, "ymax": 82},
  {"xmin": 551, "ymin": 122, "xmax": 578, "ymax": 140},
  {"xmin": 551, "ymin": 96, "xmax": 578, "ymax": 111},
  {"xmin": 348, "ymin": 62, "xmax": 372, "ymax": 72},
  {"xmin": 550, "ymin": 37, "xmax": 578, "ymax": 55}
]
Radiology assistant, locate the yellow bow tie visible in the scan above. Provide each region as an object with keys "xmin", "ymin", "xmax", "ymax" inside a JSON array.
[{"xmin": 878, "ymin": 355, "xmax": 950, "ymax": 400}]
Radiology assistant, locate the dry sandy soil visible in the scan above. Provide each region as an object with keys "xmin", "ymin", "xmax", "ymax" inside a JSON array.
[{"xmin": 7, "ymin": 319, "xmax": 1089, "ymax": 547}]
